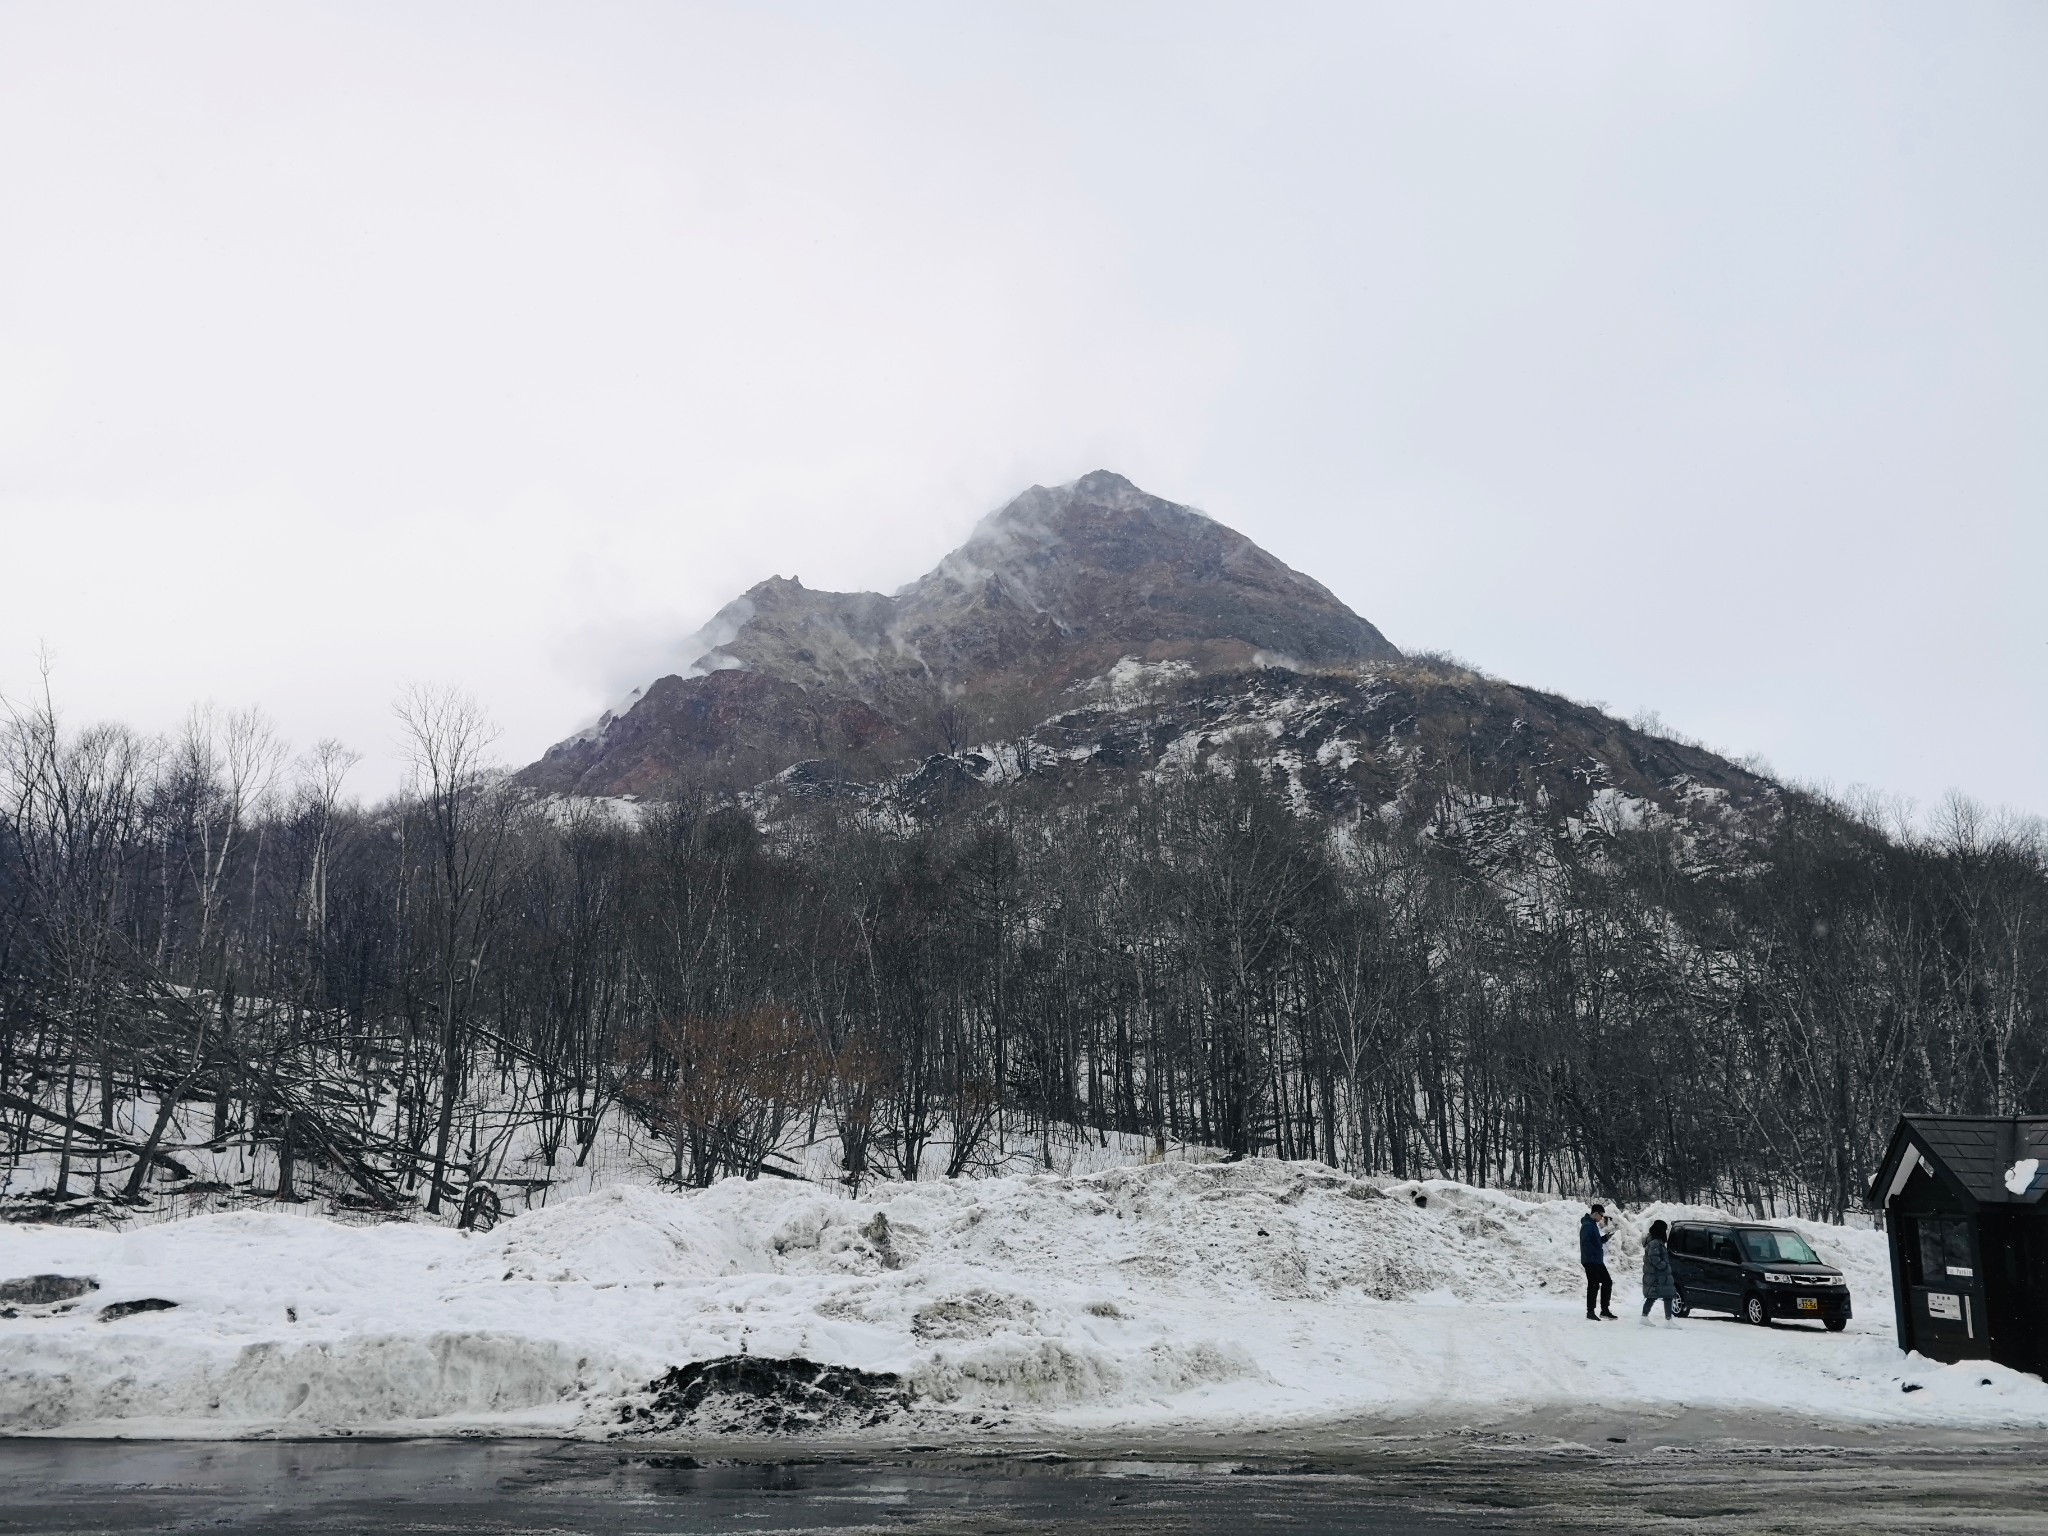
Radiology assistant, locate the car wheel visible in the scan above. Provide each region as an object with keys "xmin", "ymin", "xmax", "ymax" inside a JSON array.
[
  {"xmin": 1743, "ymin": 1293, "xmax": 1770, "ymax": 1327},
  {"xmin": 1824, "ymin": 1317, "xmax": 1847, "ymax": 1333},
  {"xmin": 1672, "ymin": 1295, "xmax": 1691, "ymax": 1318}
]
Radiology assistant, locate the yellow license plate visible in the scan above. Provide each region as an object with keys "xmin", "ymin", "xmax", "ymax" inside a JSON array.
[{"xmin": 1798, "ymin": 1298, "xmax": 1820, "ymax": 1311}]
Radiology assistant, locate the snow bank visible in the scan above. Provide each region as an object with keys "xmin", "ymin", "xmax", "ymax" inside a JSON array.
[{"xmin": 2, "ymin": 1161, "xmax": 2043, "ymax": 1439}]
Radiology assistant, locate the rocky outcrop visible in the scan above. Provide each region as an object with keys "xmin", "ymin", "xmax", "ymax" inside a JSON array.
[{"xmin": 521, "ymin": 670, "xmax": 910, "ymax": 798}]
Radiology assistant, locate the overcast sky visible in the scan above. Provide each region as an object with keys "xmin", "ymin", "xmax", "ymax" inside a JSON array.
[{"xmin": 1, "ymin": 3, "xmax": 2042, "ymax": 815}]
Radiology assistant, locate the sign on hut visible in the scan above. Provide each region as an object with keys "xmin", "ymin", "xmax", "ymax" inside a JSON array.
[{"xmin": 1867, "ymin": 1115, "xmax": 2048, "ymax": 1376}]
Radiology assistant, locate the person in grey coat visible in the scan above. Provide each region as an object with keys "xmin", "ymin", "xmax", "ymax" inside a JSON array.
[{"xmin": 1640, "ymin": 1218, "xmax": 1680, "ymax": 1322}]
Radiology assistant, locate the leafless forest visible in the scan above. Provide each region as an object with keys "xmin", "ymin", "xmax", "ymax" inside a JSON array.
[{"xmin": 3, "ymin": 683, "xmax": 2043, "ymax": 1227}]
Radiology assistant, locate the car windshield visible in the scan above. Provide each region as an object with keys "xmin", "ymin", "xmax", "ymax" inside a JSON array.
[{"xmin": 1740, "ymin": 1230, "xmax": 1820, "ymax": 1265}]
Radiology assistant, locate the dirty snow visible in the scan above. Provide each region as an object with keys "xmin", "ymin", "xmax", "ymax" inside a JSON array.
[{"xmin": 2, "ymin": 1162, "xmax": 2043, "ymax": 1440}]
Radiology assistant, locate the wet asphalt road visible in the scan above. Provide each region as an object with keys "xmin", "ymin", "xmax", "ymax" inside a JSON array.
[{"xmin": 4, "ymin": 1429, "xmax": 2048, "ymax": 1535}]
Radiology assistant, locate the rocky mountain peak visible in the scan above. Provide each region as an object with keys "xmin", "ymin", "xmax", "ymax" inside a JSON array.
[
  {"xmin": 521, "ymin": 472, "xmax": 1406, "ymax": 797},
  {"xmin": 907, "ymin": 472, "xmax": 1395, "ymax": 671},
  {"xmin": 658, "ymin": 472, "xmax": 1397, "ymax": 695}
]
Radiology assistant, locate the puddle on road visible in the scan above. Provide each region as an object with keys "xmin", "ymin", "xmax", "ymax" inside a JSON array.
[{"xmin": 3, "ymin": 1435, "xmax": 2048, "ymax": 1534}]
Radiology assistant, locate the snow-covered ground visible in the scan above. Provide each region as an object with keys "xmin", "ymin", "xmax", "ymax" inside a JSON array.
[{"xmin": 3, "ymin": 1160, "xmax": 2044, "ymax": 1440}]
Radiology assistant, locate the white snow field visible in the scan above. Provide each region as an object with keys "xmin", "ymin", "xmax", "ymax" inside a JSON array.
[{"xmin": 2, "ymin": 1160, "xmax": 2044, "ymax": 1440}]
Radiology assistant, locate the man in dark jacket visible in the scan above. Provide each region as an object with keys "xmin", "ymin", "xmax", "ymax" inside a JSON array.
[{"xmin": 1580, "ymin": 1203, "xmax": 1617, "ymax": 1320}]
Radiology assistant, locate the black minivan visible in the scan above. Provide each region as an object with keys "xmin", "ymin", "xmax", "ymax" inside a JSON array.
[{"xmin": 1667, "ymin": 1221, "xmax": 1853, "ymax": 1331}]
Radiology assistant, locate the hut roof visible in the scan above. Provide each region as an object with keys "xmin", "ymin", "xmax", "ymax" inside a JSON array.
[{"xmin": 1868, "ymin": 1115, "xmax": 2048, "ymax": 1209}]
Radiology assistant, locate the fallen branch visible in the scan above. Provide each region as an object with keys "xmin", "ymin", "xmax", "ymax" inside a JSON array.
[{"xmin": 0, "ymin": 1091, "xmax": 191, "ymax": 1178}]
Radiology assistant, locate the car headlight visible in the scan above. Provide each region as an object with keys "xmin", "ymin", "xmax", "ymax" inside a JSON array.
[{"xmin": 1764, "ymin": 1271, "xmax": 1797, "ymax": 1286}]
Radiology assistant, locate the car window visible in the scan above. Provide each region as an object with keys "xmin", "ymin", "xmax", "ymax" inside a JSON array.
[
  {"xmin": 1739, "ymin": 1230, "xmax": 1820, "ymax": 1265},
  {"xmin": 1670, "ymin": 1227, "xmax": 1699, "ymax": 1256},
  {"xmin": 1709, "ymin": 1231, "xmax": 1742, "ymax": 1263}
]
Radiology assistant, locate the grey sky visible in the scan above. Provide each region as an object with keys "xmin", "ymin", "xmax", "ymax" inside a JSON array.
[{"xmin": 2, "ymin": 3, "xmax": 2042, "ymax": 813}]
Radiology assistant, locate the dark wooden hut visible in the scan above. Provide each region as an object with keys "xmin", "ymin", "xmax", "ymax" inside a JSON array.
[{"xmin": 1867, "ymin": 1115, "xmax": 2048, "ymax": 1375}]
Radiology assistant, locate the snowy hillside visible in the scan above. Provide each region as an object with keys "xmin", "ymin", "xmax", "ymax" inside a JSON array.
[{"xmin": 4, "ymin": 1160, "xmax": 2044, "ymax": 1441}]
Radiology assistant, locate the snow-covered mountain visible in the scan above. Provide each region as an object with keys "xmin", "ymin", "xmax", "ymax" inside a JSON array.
[{"xmin": 518, "ymin": 471, "xmax": 1772, "ymax": 838}]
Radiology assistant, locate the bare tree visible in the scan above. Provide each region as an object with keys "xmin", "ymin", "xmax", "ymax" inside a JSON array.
[{"xmin": 395, "ymin": 685, "xmax": 505, "ymax": 1215}]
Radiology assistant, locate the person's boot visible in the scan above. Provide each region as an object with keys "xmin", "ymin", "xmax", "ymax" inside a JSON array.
[{"xmin": 1600, "ymin": 1308, "xmax": 1619, "ymax": 1320}]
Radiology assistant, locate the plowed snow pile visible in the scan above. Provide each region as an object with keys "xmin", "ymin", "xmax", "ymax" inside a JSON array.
[{"xmin": 2, "ymin": 1161, "xmax": 2043, "ymax": 1438}]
